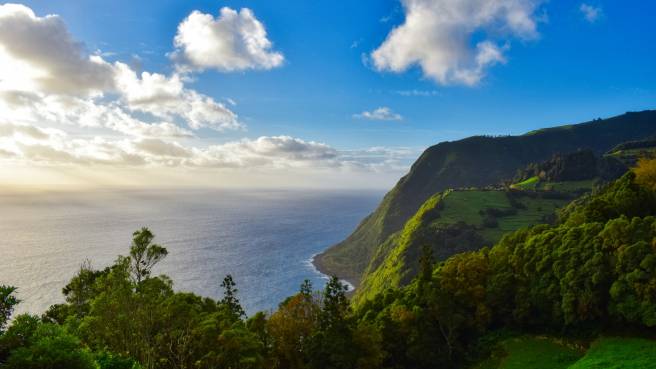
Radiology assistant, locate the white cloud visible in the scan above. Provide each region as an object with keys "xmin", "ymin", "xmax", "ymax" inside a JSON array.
[
  {"xmin": 173, "ymin": 7, "xmax": 284, "ymax": 72},
  {"xmin": 0, "ymin": 4, "xmax": 242, "ymax": 136},
  {"xmin": 354, "ymin": 107, "xmax": 403, "ymax": 121},
  {"xmin": 192, "ymin": 136, "xmax": 339, "ymax": 169},
  {"xmin": 0, "ymin": 122, "xmax": 52, "ymax": 140},
  {"xmin": 394, "ymin": 89, "xmax": 440, "ymax": 97},
  {"xmin": 0, "ymin": 91, "xmax": 194, "ymax": 138},
  {"xmin": 0, "ymin": 123, "xmax": 416, "ymax": 173},
  {"xmin": 580, "ymin": 3, "xmax": 602, "ymax": 23},
  {"xmin": 133, "ymin": 138, "xmax": 192, "ymax": 158},
  {"xmin": 114, "ymin": 63, "xmax": 241, "ymax": 131},
  {"xmin": 0, "ymin": 4, "xmax": 414, "ymax": 186},
  {"xmin": 0, "ymin": 4, "xmax": 115, "ymax": 96},
  {"xmin": 371, "ymin": 0, "xmax": 542, "ymax": 86}
]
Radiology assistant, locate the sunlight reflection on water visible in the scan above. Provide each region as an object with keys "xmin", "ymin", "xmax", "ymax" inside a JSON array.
[{"xmin": 0, "ymin": 189, "xmax": 380, "ymax": 316}]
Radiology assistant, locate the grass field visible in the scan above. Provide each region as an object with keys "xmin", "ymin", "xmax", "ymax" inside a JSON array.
[
  {"xmin": 512, "ymin": 176, "xmax": 540, "ymax": 190},
  {"xmin": 538, "ymin": 179, "xmax": 596, "ymax": 192},
  {"xmin": 608, "ymin": 148, "xmax": 656, "ymax": 166},
  {"xmin": 568, "ymin": 337, "xmax": 656, "ymax": 369},
  {"xmin": 435, "ymin": 190, "xmax": 569, "ymax": 243},
  {"xmin": 511, "ymin": 176, "xmax": 596, "ymax": 192},
  {"xmin": 473, "ymin": 336, "xmax": 656, "ymax": 369},
  {"xmin": 473, "ymin": 336, "xmax": 583, "ymax": 369}
]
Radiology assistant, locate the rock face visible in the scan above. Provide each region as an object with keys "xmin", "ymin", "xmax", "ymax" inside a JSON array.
[{"xmin": 314, "ymin": 110, "xmax": 656, "ymax": 286}]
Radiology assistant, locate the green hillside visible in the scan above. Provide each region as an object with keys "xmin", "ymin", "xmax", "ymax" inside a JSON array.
[
  {"xmin": 356, "ymin": 169, "xmax": 656, "ymax": 369},
  {"xmin": 607, "ymin": 137, "xmax": 656, "ymax": 166},
  {"xmin": 473, "ymin": 336, "xmax": 583, "ymax": 369},
  {"xmin": 474, "ymin": 336, "xmax": 656, "ymax": 369},
  {"xmin": 568, "ymin": 337, "xmax": 656, "ymax": 369},
  {"xmin": 315, "ymin": 110, "xmax": 656, "ymax": 286},
  {"xmin": 355, "ymin": 187, "xmax": 577, "ymax": 303}
]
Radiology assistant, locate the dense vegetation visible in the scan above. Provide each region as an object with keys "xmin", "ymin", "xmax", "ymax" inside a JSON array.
[
  {"xmin": 354, "ymin": 145, "xmax": 641, "ymax": 303},
  {"xmin": 355, "ymin": 188, "xmax": 575, "ymax": 303},
  {"xmin": 316, "ymin": 110, "xmax": 656, "ymax": 286},
  {"xmin": 2, "ymin": 159, "xmax": 656, "ymax": 368}
]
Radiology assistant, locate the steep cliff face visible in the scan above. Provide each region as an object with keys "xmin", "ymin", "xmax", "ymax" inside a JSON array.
[{"xmin": 314, "ymin": 110, "xmax": 656, "ymax": 286}]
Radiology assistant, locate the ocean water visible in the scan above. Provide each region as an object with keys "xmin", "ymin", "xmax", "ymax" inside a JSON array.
[{"xmin": 0, "ymin": 189, "xmax": 381, "ymax": 316}]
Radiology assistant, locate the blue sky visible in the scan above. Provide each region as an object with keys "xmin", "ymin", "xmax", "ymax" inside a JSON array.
[{"xmin": 0, "ymin": 1, "xmax": 654, "ymax": 189}]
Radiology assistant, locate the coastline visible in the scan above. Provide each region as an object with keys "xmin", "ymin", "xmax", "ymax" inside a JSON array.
[{"xmin": 308, "ymin": 252, "xmax": 355, "ymax": 292}]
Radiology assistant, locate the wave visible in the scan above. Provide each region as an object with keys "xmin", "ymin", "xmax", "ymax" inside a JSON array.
[{"xmin": 306, "ymin": 253, "xmax": 355, "ymax": 292}]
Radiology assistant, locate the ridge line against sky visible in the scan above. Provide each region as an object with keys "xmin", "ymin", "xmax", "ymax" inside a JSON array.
[{"xmin": 0, "ymin": 0, "xmax": 654, "ymax": 189}]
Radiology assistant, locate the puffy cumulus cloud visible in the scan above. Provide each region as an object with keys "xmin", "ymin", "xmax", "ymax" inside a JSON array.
[
  {"xmin": 580, "ymin": 3, "xmax": 602, "ymax": 23},
  {"xmin": 354, "ymin": 107, "xmax": 403, "ymax": 121},
  {"xmin": 0, "ymin": 3, "xmax": 115, "ymax": 96},
  {"xmin": 371, "ymin": 0, "xmax": 543, "ymax": 86},
  {"xmin": 0, "ymin": 4, "xmax": 241, "ymax": 136},
  {"xmin": 114, "ymin": 63, "xmax": 241, "ymax": 131},
  {"xmin": 173, "ymin": 7, "xmax": 284, "ymax": 72}
]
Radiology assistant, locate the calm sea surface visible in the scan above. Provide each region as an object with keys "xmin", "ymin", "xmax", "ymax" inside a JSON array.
[{"xmin": 0, "ymin": 189, "xmax": 382, "ymax": 316}]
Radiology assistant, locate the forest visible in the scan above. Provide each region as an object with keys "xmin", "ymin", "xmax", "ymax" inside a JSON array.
[{"xmin": 2, "ymin": 158, "xmax": 656, "ymax": 369}]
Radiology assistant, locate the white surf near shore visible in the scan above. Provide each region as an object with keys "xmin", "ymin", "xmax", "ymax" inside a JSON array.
[{"xmin": 306, "ymin": 253, "xmax": 355, "ymax": 292}]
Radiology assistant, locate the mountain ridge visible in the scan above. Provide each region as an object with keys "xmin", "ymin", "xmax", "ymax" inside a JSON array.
[{"xmin": 314, "ymin": 110, "xmax": 656, "ymax": 286}]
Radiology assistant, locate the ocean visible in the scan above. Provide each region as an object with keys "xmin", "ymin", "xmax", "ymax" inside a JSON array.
[{"xmin": 0, "ymin": 189, "xmax": 382, "ymax": 316}]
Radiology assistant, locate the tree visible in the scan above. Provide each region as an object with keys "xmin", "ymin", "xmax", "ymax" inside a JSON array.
[
  {"xmin": 0, "ymin": 314, "xmax": 40, "ymax": 362},
  {"xmin": 0, "ymin": 285, "xmax": 19, "ymax": 333},
  {"xmin": 62, "ymin": 260, "xmax": 108, "ymax": 317},
  {"xmin": 128, "ymin": 228, "xmax": 168, "ymax": 284},
  {"xmin": 268, "ymin": 281, "xmax": 320, "ymax": 369},
  {"xmin": 221, "ymin": 275, "xmax": 245, "ymax": 320},
  {"xmin": 319, "ymin": 277, "xmax": 349, "ymax": 331},
  {"xmin": 307, "ymin": 277, "xmax": 357, "ymax": 369},
  {"xmin": 300, "ymin": 279, "xmax": 313, "ymax": 297},
  {"xmin": 418, "ymin": 244, "xmax": 434, "ymax": 286},
  {"xmin": 633, "ymin": 157, "xmax": 656, "ymax": 191},
  {"xmin": 95, "ymin": 351, "xmax": 142, "ymax": 369},
  {"xmin": 216, "ymin": 325, "xmax": 264, "ymax": 369},
  {"xmin": 4, "ymin": 323, "xmax": 97, "ymax": 369}
]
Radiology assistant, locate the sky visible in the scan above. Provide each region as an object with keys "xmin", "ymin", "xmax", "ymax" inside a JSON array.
[{"xmin": 0, "ymin": 0, "xmax": 654, "ymax": 190}]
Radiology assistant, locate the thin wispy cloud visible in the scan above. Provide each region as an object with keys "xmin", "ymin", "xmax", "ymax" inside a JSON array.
[
  {"xmin": 354, "ymin": 107, "xmax": 403, "ymax": 121},
  {"xmin": 580, "ymin": 3, "xmax": 603, "ymax": 23},
  {"xmin": 394, "ymin": 89, "xmax": 440, "ymax": 97}
]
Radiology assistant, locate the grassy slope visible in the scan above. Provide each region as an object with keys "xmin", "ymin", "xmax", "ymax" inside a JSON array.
[
  {"xmin": 315, "ymin": 111, "xmax": 656, "ymax": 286},
  {"xmin": 568, "ymin": 337, "xmax": 656, "ymax": 369},
  {"xmin": 355, "ymin": 189, "xmax": 572, "ymax": 303},
  {"xmin": 512, "ymin": 176, "xmax": 540, "ymax": 190},
  {"xmin": 475, "ymin": 336, "xmax": 656, "ymax": 369},
  {"xmin": 474, "ymin": 336, "xmax": 583, "ymax": 369}
]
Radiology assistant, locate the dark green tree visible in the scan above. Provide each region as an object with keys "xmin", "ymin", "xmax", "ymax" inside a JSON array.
[
  {"xmin": 4, "ymin": 323, "xmax": 96, "ymax": 369},
  {"xmin": 300, "ymin": 279, "xmax": 313, "ymax": 297},
  {"xmin": 221, "ymin": 275, "xmax": 245, "ymax": 320},
  {"xmin": 0, "ymin": 285, "xmax": 19, "ymax": 333},
  {"xmin": 319, "ymin": 277, "xmax": 349, "ymax": 331},
  {"xmin": 128, "ymin": 227, "xmax": 168, "ymax": 284}
]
